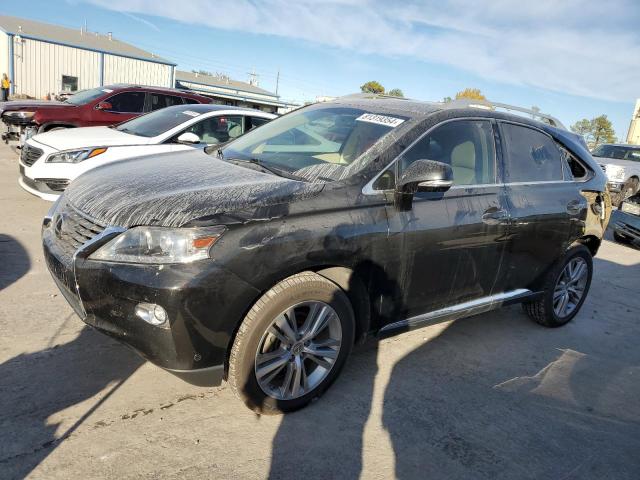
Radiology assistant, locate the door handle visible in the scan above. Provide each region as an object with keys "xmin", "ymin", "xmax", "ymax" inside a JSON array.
[
  {"xmin": 482, "ymin": 207, "xmax": 509, "ymax": 225},
  {"xmin": 566, "ymin": 200, "xmax": 584, "ymax": 215}
]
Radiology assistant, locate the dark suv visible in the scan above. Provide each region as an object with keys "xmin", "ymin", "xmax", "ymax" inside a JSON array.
[
  {"xmin": 42, "ymin": 96, "xmax": 611, "ymax": 413},
  {"xmin": 1, "ymin": 84, "xmax": 211, "ymax": 142}
]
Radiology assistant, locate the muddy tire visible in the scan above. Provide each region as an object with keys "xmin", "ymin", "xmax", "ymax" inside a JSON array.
[
  {"xmin": 228, "ymin": 271, "xmax": 354, "ymax": 414},
  {"xmin": 523, "ymin": 245, "xmax": 593, "ymax": 327}
]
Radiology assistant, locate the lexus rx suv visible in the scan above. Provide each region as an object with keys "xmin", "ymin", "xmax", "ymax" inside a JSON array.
[{"xmin": 42, "ymin": 96, "xmax": 611, "ymax": 413}]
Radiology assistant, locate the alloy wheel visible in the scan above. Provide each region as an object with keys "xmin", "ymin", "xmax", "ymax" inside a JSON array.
[
  {"xmin": 254, "ymin": 301, "xmax": 342, "ymax": 400},
  {"xmin": 553, "ymin": 257, "xmax": 589, "ymax": 318}
]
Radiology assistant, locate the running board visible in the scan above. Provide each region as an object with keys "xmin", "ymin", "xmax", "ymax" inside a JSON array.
[{"xmin": 378, "ymin": 289, "xmax": 537, "ymax": 338}]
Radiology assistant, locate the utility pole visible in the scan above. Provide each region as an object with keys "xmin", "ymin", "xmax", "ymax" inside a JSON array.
[{"xmin": 276, "ymin": 69, "xmax": 280, "ymax": 96}]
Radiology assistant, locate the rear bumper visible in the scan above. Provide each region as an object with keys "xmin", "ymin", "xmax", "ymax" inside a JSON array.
[{"xmin": 42, "ymin": 213, "xmax": 260, "ymax": 386}]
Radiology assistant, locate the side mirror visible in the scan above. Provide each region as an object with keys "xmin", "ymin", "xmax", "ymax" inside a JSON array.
[
  {"xmin": 395, "ymin": 159, "xmax": 453, "ymax": 210},
  {"xmin": 95, "ymin": 101, "xmax": 112, "ymax": 111},
  {"xmin": 177, "ymin": 132, "xmax": 201, "ymax": 144}
]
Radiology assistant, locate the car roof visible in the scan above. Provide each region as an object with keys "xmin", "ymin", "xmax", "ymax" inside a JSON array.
[
  {"xmin": 149, "ymin": 104, "xmax": 273, "ymax": 115},
  {"xmin": 321, "ymin": 94, "xmax": 562, "ymax": 131},
  {"xmin": 101, "ymin": 84, "xmax": 209, "ymax": 99},
  {"xmin": 595, "ymin": 143, "xmax": 640, "ymax": 149}
]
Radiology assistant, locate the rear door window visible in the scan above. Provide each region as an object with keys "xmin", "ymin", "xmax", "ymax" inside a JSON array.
[
  {"xmin": 178, "ymin": 115, "xmax": 244, "ymax": 144},
  {"xmin": 501, "ymin": 123, "xmax": 563, "ymax": 182},
  {"xmin": 150, "ymin": 93, "xmax": 185, "ymax": 111},
  {"xmin": 246, "ymin": 116, "xmax": 270, "ymax": 131},
  {"xmin": 105, "ymin": 92, "xmax": 146, "ymax": 113}
]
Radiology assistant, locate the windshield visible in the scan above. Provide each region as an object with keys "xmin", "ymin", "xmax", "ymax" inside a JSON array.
[
  {"xmin": 592, "ymin": 144, "xmax": 640, "ymax": 162},
  {"xmin": 114, "ymin": 107, "xmax": 202, "ymax": 137},
  {"xmin": 64, "ymin": 87, "xmax": 112, "ymax": 106},
  {"xmin": 220, "ymin": 106, "xmax": 404, "ymax": 182}
]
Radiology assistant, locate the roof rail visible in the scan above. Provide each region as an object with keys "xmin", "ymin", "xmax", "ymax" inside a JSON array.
[{"xmin": 444, "ymin": 99, "xmax": 566, "ymax": 130}]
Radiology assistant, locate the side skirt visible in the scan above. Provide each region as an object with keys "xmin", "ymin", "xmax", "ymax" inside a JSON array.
[{"xmin": 378, "ymin": 289, "xmax": 541, "ymax": 338}]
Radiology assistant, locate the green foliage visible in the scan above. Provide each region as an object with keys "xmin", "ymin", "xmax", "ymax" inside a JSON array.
[
  {"xmin": 442, "ymin": 96, "xmax": 453, "ymax": 103},
  {"xmin": 387, "ymin": 88, "xmax": 404, "ymax": 98},
  {"xmin": 570, "ymin": 115, "xmax": 617, "ymax": 148},
  {"xmin": 360, "ymin": 81, "xmax": 385, "ymax": 94}
]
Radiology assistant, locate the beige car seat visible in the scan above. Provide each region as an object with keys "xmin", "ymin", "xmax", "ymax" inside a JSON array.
[{"xmin": 451, "ymin": 141, "xmax": 476, "ymax": 185}]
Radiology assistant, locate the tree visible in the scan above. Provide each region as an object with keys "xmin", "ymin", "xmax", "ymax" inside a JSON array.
[
  {"xmin": 360, "ymin": 81, "xmax": 385, "ymax": 94},
  {"xmin": 570, "ymin": 115, "xmax": 617, "ymax": 148},
  {"xmin": 442, "ymin": 96, "xmax": 453, "ymax": 103},
  {"xmin": 387, "ymin": 88, "xmax": 404, "ymax": 98},
  {"xmin": 454, "ymin": 88, "xmax": 486, "ymax": 101}
]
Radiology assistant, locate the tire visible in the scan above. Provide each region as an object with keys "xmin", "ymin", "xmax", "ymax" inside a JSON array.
[
  {"xmin": 229, "ymin": 271, "xmax": 355, "ymax": 414},
  {"xmin": 618, "ymin": 178, "xmax": 639, "ymax": 207},
  {"xmin": 523, "ymin": 245, "xmax": 593, "ymax": 327},
  {"xmin": 613, "ymin": 231, "xmax": 629, "ymax": 243}
]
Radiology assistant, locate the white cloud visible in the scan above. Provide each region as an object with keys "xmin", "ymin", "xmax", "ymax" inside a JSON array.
[{"xmin": 85, "ymin": 0, "xmax": 640, "ymax": 101}]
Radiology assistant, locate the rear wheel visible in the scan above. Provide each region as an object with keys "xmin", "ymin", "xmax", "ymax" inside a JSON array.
[
  {"xmin": 618, "ymin": 177, "xmax": 639, "ymax": 206},
  {"xmin": 523, "ymin": 245, "xmax": 593, "ymax": 327},
  {"xmin": 228, "ymin": 272, "xmax": 354, "ymax": 414}
]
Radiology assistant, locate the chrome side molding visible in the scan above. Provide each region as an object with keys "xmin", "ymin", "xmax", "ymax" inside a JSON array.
[{"xmin": 378, "ymin": 289, "xmax": 533, "ymax": 337}]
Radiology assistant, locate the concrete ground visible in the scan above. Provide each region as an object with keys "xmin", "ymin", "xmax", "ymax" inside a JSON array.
[{"xmin": 1, "ymin": 141, "xmax": 639, "ymax": 480}]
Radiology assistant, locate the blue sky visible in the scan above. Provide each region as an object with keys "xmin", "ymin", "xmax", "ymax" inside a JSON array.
[{"xmin": 3, "ymin": 0, "xmax": 639, "ymax": 139}]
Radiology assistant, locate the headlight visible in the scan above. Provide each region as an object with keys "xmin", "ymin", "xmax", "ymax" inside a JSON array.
[
  {"xmin": 89, "ymin": 226, "xmax": 225, "ymax": 264},
  {"xmin": 46, "ymin": 147, "xmax": 107, "ymax": 163},
  {"xmin": 6, "ymin": 110, "xmax": 35, "ymax": 119},
  {"xmin": 605, "ymin": 164, "xmax": 625, "ymax": 181}
]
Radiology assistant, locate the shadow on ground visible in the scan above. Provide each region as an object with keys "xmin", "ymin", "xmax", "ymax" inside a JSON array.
[
  {"xmin": 0, "ymin": 234, "xmax": 30, "ymax": 291},
  {"xmin": 0, "ymin": 325, "xmax": 144, "ymax": 479},
  {"xmin": 268, "ymin": 254, "xmax": 640, "ymax": 480}
]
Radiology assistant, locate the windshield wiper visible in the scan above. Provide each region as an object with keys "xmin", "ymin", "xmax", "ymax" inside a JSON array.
[{"xmin": 226, "ymin": 157, "xmax": 306, "ymax": 181}]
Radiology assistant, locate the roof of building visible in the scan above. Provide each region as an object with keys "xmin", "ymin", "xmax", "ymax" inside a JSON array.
[
  {"xmin": 0, "ymin": 15, "xmax": 174, "ymax": 65},
  {"xmin": 175, "ymin": 70, "xmax": 277, "ymax": 98}
]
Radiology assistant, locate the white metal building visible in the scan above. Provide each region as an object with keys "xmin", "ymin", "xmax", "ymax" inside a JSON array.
[
  {"xmin": 0, "ymin": 15, "xmax": 175, "ymax": 99},
  {"xmin": 626, "ymin": 99, "xmax": 640, "ymax": 145},
  {"xmin": 175, "ymin": 70, "xmax": 297, "ymax": 114}
]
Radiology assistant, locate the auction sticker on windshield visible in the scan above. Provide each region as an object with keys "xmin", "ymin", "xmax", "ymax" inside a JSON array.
[{"xmin": 356, "ymin": 113, "xmax": 404, "ymax": 128}]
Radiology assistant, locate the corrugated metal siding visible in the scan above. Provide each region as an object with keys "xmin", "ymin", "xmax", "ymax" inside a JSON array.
[
  {"xmin": 103, "ymin": 54, "xmax": 172, "ymax": 88},
  {"xmin": 13, "ymin": 37, "xmax": 100, "ymax": 98},
  {"xmin": 0, "ymin": 33, "xmax": 9, "ymax": 81}
]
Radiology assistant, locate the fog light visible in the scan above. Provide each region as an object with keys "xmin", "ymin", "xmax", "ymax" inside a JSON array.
[{"xmin": 135, "ymin": 303, "xmax": 168, "ymax": 327}]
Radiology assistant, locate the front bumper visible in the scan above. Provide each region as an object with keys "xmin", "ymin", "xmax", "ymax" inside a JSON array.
[
  {"xmin": 19, "ymin": 164, "xmax": 66, "ymax": 201},
  {"xmin": 42, "ymin": 206, "xmax": 261, "ymax": 386},
  {"xmin": 607, "ymin": 181, "xmax": 625, "ymax": 193},
  {"xmin": 612, "ymin": 210, "xmax": 640, "ymax": 243}
]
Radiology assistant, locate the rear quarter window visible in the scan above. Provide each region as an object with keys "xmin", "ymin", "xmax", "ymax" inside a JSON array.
[{"xmin": 501, "ymin": 123, "xmax": 563, "ymax": 182}]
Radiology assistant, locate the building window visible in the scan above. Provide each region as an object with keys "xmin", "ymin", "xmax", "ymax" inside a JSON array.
[{"xmin": 61, "ymin": 75, "xmax": 78, "ymax": 92}]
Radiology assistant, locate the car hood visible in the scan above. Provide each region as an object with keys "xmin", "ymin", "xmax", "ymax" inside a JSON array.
[
  {"xmin": 64, "ymin": 150, "xmax": 324, "ymax": 228},
  {"xmin": 593, "ymin": 155, "xmax": 637, "ymax": 169},
  {"xmin": 0, "ymin": 99, "xmax": 69, "ymax": 114},
  {"xmin": 33, "ymin": 126, "xmax": 151, "ymax": 150}
]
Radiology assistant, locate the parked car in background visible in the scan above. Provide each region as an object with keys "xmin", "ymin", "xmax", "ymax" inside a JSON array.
[
  {"xmin": 0, "ymin": 84, "xmax": 212, "ymax": 144},
  {"xmin": 19, "ymin": 104, "xmax": 274, "ymax": 200},
  {"xmin": 42, "ymin": 96, "xmax": 611, "ymax": 413},
  {"xmin": 591, "ymin": 143, "xmax": 640, "ymax": 205},
  {"xmin": 612, "ymin": 193, "xmax": 640, "ymax": 246}
]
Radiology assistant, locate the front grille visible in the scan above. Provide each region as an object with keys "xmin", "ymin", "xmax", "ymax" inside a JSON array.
[
  {"xmin": 21, "ymin": 144, "xmax": 44, "ymax": 166},
  {"xmin": 39, "ymin": 178, "xmax": 70, "ymax": 192},
  {"xmin": 53, "ymin": 204, "xmax": 106, "ymax": 253}
]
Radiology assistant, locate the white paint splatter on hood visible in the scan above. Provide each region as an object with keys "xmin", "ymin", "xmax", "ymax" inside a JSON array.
[{"xmin": 64, "ymin": 149, "xmax": 324, "ymax": 228}]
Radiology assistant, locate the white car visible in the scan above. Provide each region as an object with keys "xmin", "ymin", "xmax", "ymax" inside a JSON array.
[
  {"xmin": 591, "ymin": 143, "xmax": 640, "ymax": 204},
  {"xmin": 18, "ymin": 104, "xmax": 275, "ymax": 201}
]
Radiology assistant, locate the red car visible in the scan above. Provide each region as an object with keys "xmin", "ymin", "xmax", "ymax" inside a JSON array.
[{"xmin": 0, "ymin": 84, "xmax": 211, "ymax": 142}]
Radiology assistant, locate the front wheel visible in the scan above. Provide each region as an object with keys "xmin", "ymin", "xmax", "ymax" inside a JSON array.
[
  {"xmin": 523, "ymin": 245, "xmax": 593, "ymax": 327},
  {"xmin": 228, "ymin": 272, "xmax": 355, "ymax": 414}
]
